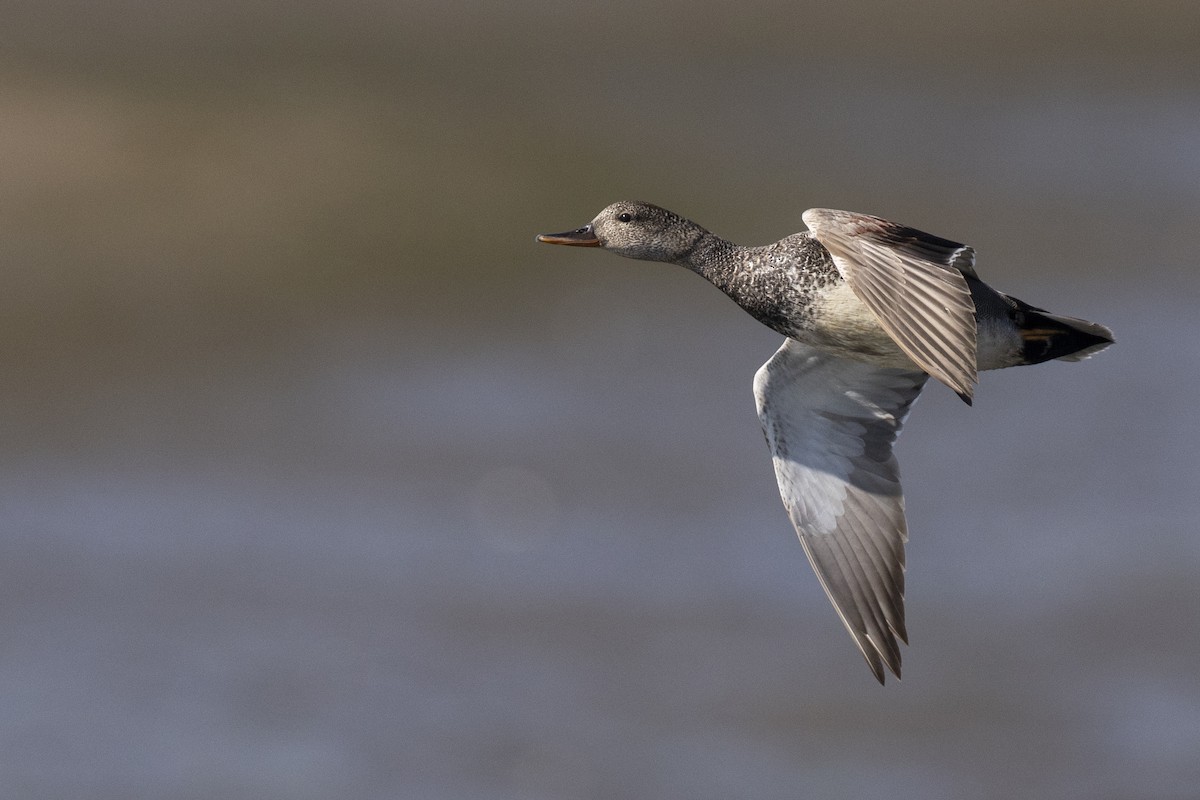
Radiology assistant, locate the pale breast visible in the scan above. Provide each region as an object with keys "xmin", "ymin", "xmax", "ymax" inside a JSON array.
[{"xmin": 798, "ymin": 281, "xmax": 920, "ymax": 370}]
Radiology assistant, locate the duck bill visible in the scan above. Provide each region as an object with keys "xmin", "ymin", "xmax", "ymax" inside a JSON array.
[{"xmin": 536, "ymin": 224, "xmax": 601, "ymax": 247}]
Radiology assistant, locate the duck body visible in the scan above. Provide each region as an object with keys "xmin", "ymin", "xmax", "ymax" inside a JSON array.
[
  {"xmin": 724, "ymin": 235, "xmax": 1077, "ymax": 376},
  {"xmin": 538, "ymin": 201, "xmax": 1113, "ymax": 683},
  {"xmin": 697, "ymin": 231, "xmax": 937, "ymax": 369}
]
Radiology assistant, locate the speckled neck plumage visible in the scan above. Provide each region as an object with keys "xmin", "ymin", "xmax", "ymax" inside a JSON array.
[
  {"xmin": 668, "ymin": 227, "xmax": 739, "ymax": 276},
  {"xmin": 671, "ymin": 226, "xmax": 841, "ymax": 339}
]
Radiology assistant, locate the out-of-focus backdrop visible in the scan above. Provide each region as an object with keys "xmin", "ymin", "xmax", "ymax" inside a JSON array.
[{"xmin": 2, "ymin": 1, "xmax": 1197, "ymax": 797}]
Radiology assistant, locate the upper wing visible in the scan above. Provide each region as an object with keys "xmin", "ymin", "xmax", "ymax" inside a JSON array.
[
  {"xmin": 754, "ymin": 338, "xmax": 928, "ymax": 683},
  {"xmin": 803, "ymin": 208, "xmax": 978, "ymax": 403}
]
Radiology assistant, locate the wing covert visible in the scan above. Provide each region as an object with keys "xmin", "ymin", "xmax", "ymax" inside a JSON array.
[{"xmin": 803, "ymin": 208, "xmax": 978, "ymax": 403}]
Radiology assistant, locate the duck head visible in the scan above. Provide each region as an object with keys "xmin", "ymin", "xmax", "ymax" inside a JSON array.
[{"xmin": 537, "ymin": 201, "xmax": 706, "ymax": 263}]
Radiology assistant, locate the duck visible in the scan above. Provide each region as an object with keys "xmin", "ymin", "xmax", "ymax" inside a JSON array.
[{"xmin": 537, "ymin": 201, "xmax": 1113, "ymax": 684}]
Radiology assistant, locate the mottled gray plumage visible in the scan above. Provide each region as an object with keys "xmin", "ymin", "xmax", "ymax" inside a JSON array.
[{"xmin": 538, "ymin": 201, "xmax": 1114, "ymax": 683}]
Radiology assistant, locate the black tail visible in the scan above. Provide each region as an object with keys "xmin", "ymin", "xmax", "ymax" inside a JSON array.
[{"xmin": 1011, "ymin": 298, "xmax": 1114, "ymax": 365}]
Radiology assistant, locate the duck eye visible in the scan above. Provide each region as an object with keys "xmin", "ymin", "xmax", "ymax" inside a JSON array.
[{"xmin": 617, "ymin": 212, "xmax": 633, "ymax": 223}]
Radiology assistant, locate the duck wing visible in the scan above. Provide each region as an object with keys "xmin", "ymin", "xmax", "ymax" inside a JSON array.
[
  {"xmin": 753, "ymin": 338, "xmax": 927, "ymax": 683},
  {"xmin": 803, "ymin": 208, "xmax": 978, "ymax": 403}
]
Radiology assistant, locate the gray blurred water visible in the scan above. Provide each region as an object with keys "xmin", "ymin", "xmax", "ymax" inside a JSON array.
[{"xmin": 1, "ymin": 2, "xmax": 1199, "ymax": 798}]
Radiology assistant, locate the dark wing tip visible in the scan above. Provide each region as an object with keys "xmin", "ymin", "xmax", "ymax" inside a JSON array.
[{"xmin": 864, "ymin": 648, "xmax": 901, "ymax": 685}]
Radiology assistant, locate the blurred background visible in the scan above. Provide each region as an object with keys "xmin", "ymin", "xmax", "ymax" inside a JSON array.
[{"xmin": 1, "ymin": 1, "xmax": 1197, "ymax": 797}]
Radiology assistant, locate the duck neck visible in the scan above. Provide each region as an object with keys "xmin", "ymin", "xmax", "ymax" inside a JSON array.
[{"xmin": 670, "ymin": 228, "xmax": 741, "ymax": 284}]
